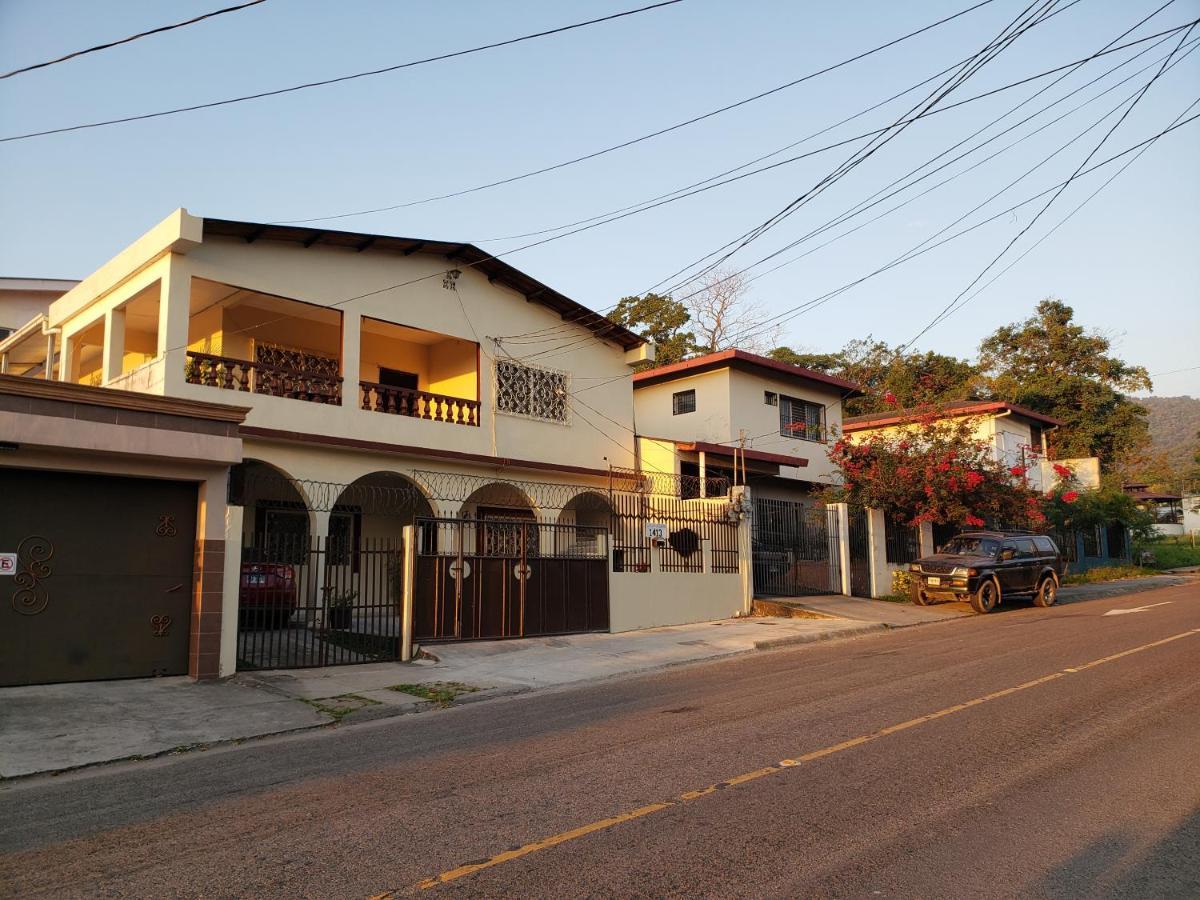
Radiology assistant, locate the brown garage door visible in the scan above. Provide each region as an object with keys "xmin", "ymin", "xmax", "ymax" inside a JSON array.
[{"xmin": 0, "ymin": 468, "xmax": 197, "ymax": 686}]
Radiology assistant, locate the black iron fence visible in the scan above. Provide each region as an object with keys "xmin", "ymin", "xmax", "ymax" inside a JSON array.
[
  {"xmin": 237, "ymin": 533, "xmax": 405, "ymax": 670},
  {"xmin": 884, "ymin": 518, "xmax": 920, "ymax": 564},
  {"xmin": 609, "ymin": 491, "xmax": 740, "ymax": 575}
]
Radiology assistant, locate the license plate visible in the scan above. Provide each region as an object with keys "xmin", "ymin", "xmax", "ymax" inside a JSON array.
[
  {"xmin": 926, "ymin": 576, "xmax": 942, "ymax": 586},
  {"xmin": 246, "ymin": 574, "xmax": 267, "ymax": 585}
]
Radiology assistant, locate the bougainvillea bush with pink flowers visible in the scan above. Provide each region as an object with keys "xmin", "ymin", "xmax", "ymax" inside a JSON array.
[{"xmin": 829, "ymin": 408, "xmax": 1042, "ymax": 528}]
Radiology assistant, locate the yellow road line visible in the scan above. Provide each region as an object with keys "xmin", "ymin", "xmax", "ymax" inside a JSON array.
[{"xmin": 405, "ymin": 627, "xmax": 1200, "ymax": 892}]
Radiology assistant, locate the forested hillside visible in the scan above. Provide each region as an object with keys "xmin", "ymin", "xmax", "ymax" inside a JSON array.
[{"xmin": 1137, "ymin": 396, "xmax": 1200, "ymax": 470}]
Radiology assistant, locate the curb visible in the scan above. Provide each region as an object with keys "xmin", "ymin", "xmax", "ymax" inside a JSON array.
[{"xmin": 753, "ymin": 623, "xmax": 889, "ymax": 650}]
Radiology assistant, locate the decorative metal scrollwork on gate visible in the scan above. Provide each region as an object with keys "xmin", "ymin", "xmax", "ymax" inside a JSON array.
[
  {"xmin": 151, "ymin": 614, "xmax": 173, "ymax": 637},
  {"xmin": 155, "ymin": 515, "xmax": 178, "ymax": 537},
  {"xmin": 11, "ymin": 535, "xmax": 53, "ymax": 616}
]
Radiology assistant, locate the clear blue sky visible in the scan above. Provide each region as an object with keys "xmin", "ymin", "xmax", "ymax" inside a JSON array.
[{"xmin": 2, "ymin": 0, "xmax": 1197, "ymax": 394}]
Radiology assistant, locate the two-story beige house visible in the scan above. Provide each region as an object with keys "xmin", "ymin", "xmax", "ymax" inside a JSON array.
[{"xmin": 3, "ymin": 210, "xmax": 755, "ymax": 686}]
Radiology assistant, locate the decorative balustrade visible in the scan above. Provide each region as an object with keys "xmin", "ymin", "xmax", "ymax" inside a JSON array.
[
  {"xmin": 185, "ymin": 351, "xmax": 342, "ymax": 404},
  {"xmin": 360, "ymin": 381, "xmax": 479, "ymax": 426}
]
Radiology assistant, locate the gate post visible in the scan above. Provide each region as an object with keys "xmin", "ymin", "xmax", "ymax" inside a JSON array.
[
  {"xmin": 866, "ymin": 508, "xmax": 889, "ymax": 599},
  {"xmin": 733, "ymin": 486, "xmax": 752, "ymax": 614},
  {"xmin": 828, "ymin": 502, "xmax": 852, "ymax": 596},
  {"xmin": 220, "ymin": 502, "xmax": 244, "ymax": 677},
  {"xmin": 400, "ymin": 524, "xmax": 416, "ymax": 662},
  {"xmin": 919, "ymin": 521, "xmax": 935, "ymax": 557},
  {"xmin": 308, "ymin": 509, "xmax": 332, "ymax": 626}
]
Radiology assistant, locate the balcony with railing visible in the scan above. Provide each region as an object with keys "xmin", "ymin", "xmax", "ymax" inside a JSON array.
[
  {"xmin": 179, "ymin": 280, "xmax": 480, "ymax": 425},
  {"xmin": 357, "ymin": 315, "xmax": 479, "ymax": 427},
  {"xmin": 360, "ymin": 381, "xmax": 478, "ymax": 425},
  {"xmin": 186, "ymin": 350, "xmax": 343, "ymax": 403}
]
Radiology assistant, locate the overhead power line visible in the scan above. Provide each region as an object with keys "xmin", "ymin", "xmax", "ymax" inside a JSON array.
[
  {"xmin": 492, "ymin": 15, "xmax": 1194, "ymax": 347},
  {"xmin": 663, "ymin": 1, "xmax": 1190, "ymax": 332},
  {"xmin": 0, "ymin": 0, "xmax": 685, "ymax": 143},
  {"xmin": 272, "ymin": 0, "xmax": 1004, "ymax": 224},
  {"xmin": 902, "ymin": 21, "xmax": 1199, "ymax": 349},
  {"xmin": 0, "ymin": 0, "xmax": 271, "ymax": 80},
  {"xmin": 648, "ymin": 0, "xmax": 1072, "ymax": 297}
]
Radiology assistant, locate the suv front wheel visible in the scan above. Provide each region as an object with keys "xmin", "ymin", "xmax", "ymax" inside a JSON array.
[
  {"xmin": 1033, "ymin": 575, "xmax": 1058, "ymax": 608},
  {"xmin": 970, "ymin": 578, "xmax": 1000, "ymax": 614}
]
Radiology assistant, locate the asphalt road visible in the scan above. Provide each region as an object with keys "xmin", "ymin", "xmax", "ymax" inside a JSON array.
[{"xmin": 2, "ymin": 581, "xmax": 1198, "ymax": 899}]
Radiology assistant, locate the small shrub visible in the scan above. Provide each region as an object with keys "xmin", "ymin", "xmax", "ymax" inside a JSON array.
[{"xmin": 891, "ymin": 568, "xmax": 916, "ymax": 597}]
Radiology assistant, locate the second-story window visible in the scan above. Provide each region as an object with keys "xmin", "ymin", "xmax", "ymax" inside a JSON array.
[
  {"xmin": 780, "ymin": 395, "xmax": 824, "ymax": 442},
  {"xmin": 495, "ymin": 359, "xmax": 569, "ymax": 423},
  {"xmin": 672, "ymin": 389, "xmax": 696, "ymax": 415}
]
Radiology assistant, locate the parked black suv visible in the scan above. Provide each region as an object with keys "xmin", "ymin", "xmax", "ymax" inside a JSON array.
[{"xmin": 909, "ymin": 530, "xmax": 1065, "ymax": 614}]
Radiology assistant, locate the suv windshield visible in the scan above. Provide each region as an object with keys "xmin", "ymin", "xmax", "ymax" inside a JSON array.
[{"xmin": 941, "ymin": 536, "xmax": 1000, "ymax": 557}]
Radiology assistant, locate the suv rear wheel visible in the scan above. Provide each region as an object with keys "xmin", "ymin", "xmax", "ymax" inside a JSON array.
[
  {"xmin": 970, "ymin": 578, "xmax": 1000, "ymax": 614},
  {"xmin": 1033, "ymin": 575, "xmax": 1058, "ymax": 608}
]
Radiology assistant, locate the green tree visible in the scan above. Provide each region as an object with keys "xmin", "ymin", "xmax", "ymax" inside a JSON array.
[
  {"xmin": 610, "ymin": 293, "xmax": 698, "ymax": 368},
  {"xmin": 978, "ymin": 299, "xmax": 1152, "ymax": 465},
  {"xmin": 770, "ymin": 339, "xmax": 980, "ymax": 416},
  {"xmin": 767, "ymin": 346, "xmax": 843, "ymax": 372}
]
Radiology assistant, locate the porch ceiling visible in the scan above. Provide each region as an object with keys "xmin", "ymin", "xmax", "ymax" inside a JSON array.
[{"xmin": 201, "ymin": 218, "xmax": 646, "ymax": 351}]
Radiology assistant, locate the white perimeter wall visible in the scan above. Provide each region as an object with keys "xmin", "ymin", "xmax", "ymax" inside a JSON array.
[{"xmin": 609, "ymin": 571, "xmax": 745, "ymax": 631}]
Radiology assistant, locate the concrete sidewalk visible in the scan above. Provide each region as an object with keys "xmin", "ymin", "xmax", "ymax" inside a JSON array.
[{"xmin": 1, "ymin": 609, "xmax": 884, "ymax": 779}]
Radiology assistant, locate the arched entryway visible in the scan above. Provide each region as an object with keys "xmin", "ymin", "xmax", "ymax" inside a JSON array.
[
  {"xmin": 557, "ymin": 491, "xmax": 612, "ymax": 555},
  {"xmin": 232, "ymin": 458, "xmax": 311, "ymax": 561},
  {"xmin": 321, "ymin": 472, "xmax": 434, "ymax": 637}
]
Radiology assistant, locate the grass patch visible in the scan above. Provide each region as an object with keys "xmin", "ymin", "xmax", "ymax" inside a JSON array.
[
  {"xmin": 302, "ymin": 693, "xmax": 381, "ymax": 722},
  {"xmin": 1139, "ymin": 537, "xmax": 1200, "ymax": 570},
  {"xmin": 1064, "ymin": 565, "xmax": 1158, "ymax": 585},
  {"xmin": 388, "ymin": 682, "xmax": 479, "ymax": 706}
]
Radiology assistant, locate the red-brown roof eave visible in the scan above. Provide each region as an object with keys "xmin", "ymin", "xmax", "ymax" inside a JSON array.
[
  {"xmin": 842, "ymin": 400, "xmax": 1064, "ymax": 432},
  {"xmin": 632, "ymin": 349, "xmax": 862, "ymax": 395},
  {"xmin": 676, "ymin": 440, "xmax": 809, "ymax": 468}
]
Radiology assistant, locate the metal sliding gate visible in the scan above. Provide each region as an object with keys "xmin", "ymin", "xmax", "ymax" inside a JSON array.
[
  {"xmin": 237, "ymin": 534, "xmax": 406, "ymax": 670},
  {"xmin": 413, "ymin": 517, "xmax": 609, "ymax": 642},
  {"xmin": 751, "ymin": 498, "xmax": 842, "ymax": 597}
]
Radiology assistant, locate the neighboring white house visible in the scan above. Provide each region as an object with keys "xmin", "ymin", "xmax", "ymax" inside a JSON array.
[
  {"xmin": 632, "ymin": 349, "xmax": 862, "ymax": 502},
  {"xmin": 841, "ymin": 400, "xmax": 1099, "ymax": 494},
  {"xmin": 0, "ymin": 277, "xmax": 79, "ymax": 374}
]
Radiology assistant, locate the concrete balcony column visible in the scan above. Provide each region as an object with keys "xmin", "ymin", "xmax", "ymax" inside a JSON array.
[
  {"xmin": 58, "ymin": 330, "xmax": 75, "ymax": 382},
  {"xmin": 158, "ymin": 257, "xmax": 192, "ymax": 394},
  {"xmin": 102, "ymin": 306, "xmax": 126, "ymax": 384},
  {"xmin": 341, "ymin": 309, "xmax": 361, "ymax": 409}
]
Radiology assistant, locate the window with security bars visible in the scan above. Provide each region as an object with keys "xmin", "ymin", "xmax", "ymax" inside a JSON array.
[
  {"xmin": 779, "ymin": 395, "xmax": 824, "ymax": 442},
  {"xmin": 495, "ymin": 359, "xmax": 569, "ymax": 423},
  {"xmin": 672, "ymin": 389, "xmax": 696, "ymax": 415}
]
